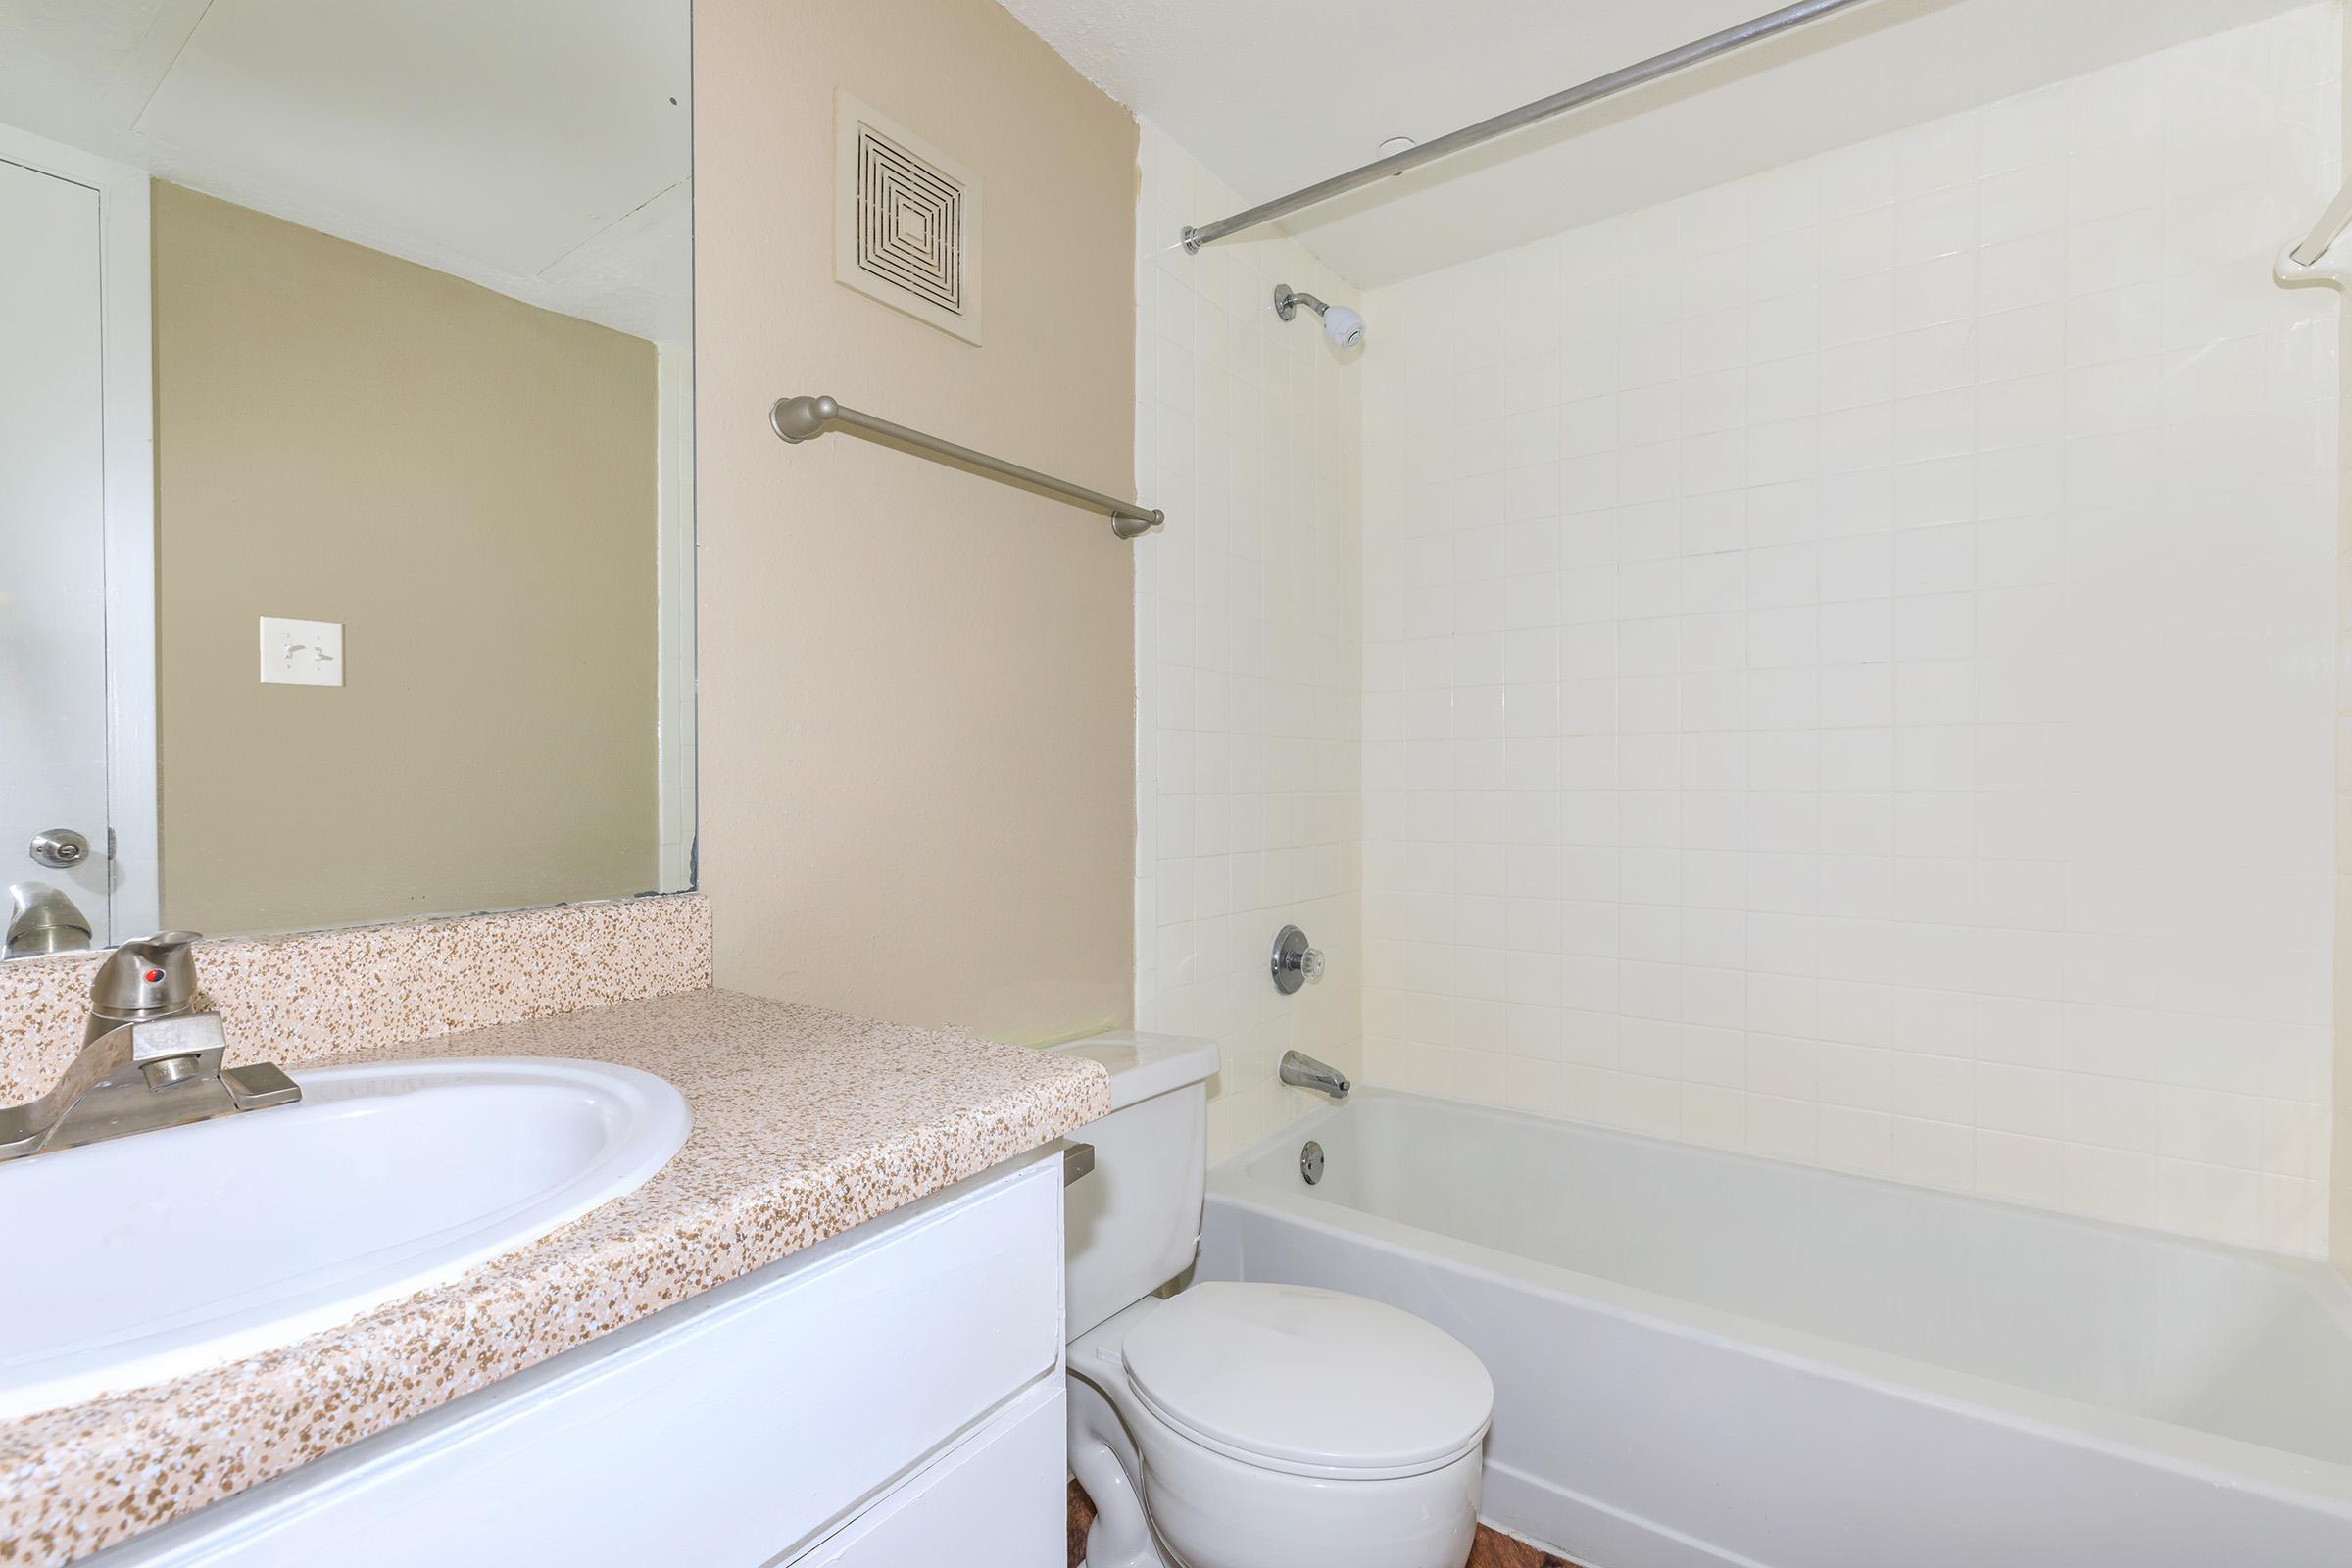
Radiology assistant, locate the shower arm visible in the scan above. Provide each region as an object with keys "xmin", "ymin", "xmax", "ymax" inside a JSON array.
[
  {"xmin": 1272, "ymin": 285, "xmax": 1330, "ymax": 319},
  {"xmin": 1180, "ymin": 0, "xmax": 1882, "ymax": 253}
]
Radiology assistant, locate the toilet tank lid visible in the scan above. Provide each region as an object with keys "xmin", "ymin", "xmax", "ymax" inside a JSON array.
[{"xmin": 1041, "ymin": 1031, "xmax": 1218, "ymax": 1109}]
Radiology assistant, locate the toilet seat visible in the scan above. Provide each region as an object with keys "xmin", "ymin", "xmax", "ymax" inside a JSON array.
[{"xmin": 1119, "ymin": 1282, "xmax": 1493, "ymax": 1481}]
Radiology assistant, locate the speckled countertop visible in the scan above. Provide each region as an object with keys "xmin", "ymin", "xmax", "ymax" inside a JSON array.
[{"xmin": 0, "ymin": 988, "xmax": 1111, "ymax": 1565}]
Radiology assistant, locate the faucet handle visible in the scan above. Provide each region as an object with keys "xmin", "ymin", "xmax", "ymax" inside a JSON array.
[
  {"xmin": 1271, "ymin": 924, "xmax": 1327, "ymax": 994},
  {"xmin": 90, "ymin": 931, "xmax": 205, "ymax": 1019}
]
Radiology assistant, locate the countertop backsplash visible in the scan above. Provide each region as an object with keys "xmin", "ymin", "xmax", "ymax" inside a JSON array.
[{"xmin": 0, "ymin": 894, "xmax": 712, "ymax": 1103}]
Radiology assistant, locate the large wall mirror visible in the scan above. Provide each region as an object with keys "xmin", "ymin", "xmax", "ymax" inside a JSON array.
[{"xmin": 0, "ymin": 0, "xmax": 694, "ymax": 956}]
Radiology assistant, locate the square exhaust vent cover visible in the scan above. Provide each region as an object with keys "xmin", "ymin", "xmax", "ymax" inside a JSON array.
[{"xmin": 835, "ymin": 92, "xmax": 982, "ymax": 344}]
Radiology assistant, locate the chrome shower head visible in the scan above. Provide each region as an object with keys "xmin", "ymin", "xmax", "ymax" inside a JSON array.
[{"xmin": 1273, "ymin": 283, "xmax": 1365, "ymax": 352}]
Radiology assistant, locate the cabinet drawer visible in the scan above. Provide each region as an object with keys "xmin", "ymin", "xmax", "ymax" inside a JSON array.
[
  {"xmin": 108, "ymin": 1151, "xmax": 1066, "ymax": 1568},
  {"xmin": 795, "ymin": 1377, "xmax": 1064, "ymax": 1568}
]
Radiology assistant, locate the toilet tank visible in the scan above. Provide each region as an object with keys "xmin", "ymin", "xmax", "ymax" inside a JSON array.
[{"xmin": 1043, "ymin": 1032, "xmax": 1220, "ymax": 1339}]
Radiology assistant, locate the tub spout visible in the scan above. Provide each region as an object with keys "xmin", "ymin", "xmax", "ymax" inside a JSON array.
[{"xmin": 1280, "ymin": 1050, "xmax": 1350, "ymax": 1101}]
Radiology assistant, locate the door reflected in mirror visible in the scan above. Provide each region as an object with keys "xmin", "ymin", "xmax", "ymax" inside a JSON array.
[{"xmin": 0, "ymin": 0, "xmax": 694, "ymax": 953}]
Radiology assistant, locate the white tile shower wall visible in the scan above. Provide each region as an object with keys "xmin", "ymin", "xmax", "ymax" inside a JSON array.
[
  {"xmin": 1359, "ymin": 8, "xmax": 2342, "ymax": 1253},
  {"xmin": 1134, "ymin": 122, "xmax": 1365, "ymax": 1161},
  {"xmin": 2334, "ymin": 8, "xmax": 2352, "ymax": 1279}
]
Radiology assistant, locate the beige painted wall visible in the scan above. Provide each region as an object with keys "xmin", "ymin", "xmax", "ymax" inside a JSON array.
[
  {"xmin": 153, "ymin": 182, "xmax": 660, "ymax": 935},
  {"xmin": 695, "ymin": 0, "xmax": 1138, "ymax": 1041}
]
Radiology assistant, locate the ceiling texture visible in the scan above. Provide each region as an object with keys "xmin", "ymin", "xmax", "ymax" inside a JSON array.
[
  {"xmin": 0, "ymin": 0, "xmax": 690, "ymax": 341},
  {"xmin": 1003, "ymin": 0, "xmax": 2317, "ymax": 287}
]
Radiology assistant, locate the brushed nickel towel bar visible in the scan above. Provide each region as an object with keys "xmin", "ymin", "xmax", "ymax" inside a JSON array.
[
  {"xmin": 1180, "ymin": 0, "xmax": 1880, "ymax": 252},
  {"xmin": 768, "ymin": 394, "xmax": 1164, "ymax": 540}
]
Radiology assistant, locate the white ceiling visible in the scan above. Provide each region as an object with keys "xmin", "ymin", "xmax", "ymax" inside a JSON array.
[
  {"xmin": 0, "ymin": 0, "xmax": 690, "ymax": 342},
  {"xmin": 1003, "ymin": 0, "xmax": 2318, "ymax": 288}
]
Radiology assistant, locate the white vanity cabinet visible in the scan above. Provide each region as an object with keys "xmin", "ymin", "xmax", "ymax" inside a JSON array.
[{"xmin": 101, "ymin": 1147, "xmax": 1071, "ymax": 1567}]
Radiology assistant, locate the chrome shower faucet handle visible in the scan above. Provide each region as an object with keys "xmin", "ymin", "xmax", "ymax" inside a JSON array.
[{"xmin": 1271, "ymin": 924, "xmax": 1326, "ymax": 994}]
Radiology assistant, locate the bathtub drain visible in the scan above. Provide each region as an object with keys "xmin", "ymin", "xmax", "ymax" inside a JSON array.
[{"xmin": 1299, "ymin": 1140, "xmax": 1325, "ymax": 1185}]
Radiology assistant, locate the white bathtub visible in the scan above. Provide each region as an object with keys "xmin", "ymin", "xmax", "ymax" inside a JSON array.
[{"xmin": 1198, "ymin": 1090, "xmax": 2352, "ymax": 1568}]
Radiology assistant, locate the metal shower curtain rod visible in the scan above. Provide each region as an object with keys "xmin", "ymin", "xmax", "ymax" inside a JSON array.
[{"xmin": 1180, "ymin": 0, "xmax": 1881, "ymax": 252}]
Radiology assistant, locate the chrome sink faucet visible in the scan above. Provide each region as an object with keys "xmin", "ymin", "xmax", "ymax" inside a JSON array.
[{"xmin": 0, "ymin": 932, "xmax": 300, "ymax": 1160}]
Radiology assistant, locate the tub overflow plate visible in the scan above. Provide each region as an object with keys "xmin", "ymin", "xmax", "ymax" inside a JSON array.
[{"xmin": 1299, "ymin": 1139, "xmax": 1325, "ymax": 1185}]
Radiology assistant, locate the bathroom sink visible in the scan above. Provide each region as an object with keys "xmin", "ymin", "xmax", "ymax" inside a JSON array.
[{"xmin": 0, "ymin": 1056, "xmax": 691, "ymax": 1419}]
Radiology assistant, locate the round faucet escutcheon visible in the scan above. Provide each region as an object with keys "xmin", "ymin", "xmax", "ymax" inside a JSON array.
[{"xmin": 1270, "ymin": 924, "xmax": 1326, "ymax": 995}]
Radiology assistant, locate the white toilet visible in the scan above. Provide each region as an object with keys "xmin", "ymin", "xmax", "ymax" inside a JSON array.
[{"xmin": 1048, "ymin": 1032, "xmax": 1492, "ymax": 1568}]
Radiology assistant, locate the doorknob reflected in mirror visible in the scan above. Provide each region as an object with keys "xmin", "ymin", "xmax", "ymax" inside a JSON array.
[{"xmin": 27, "ymin": 829, "xmax": 91, "ymax": 870}]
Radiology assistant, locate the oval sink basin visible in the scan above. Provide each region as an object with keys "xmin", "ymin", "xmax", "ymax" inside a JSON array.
[{"xmin": 0, "ymin": 1056, "xmax": 690, "ymax": 1419}]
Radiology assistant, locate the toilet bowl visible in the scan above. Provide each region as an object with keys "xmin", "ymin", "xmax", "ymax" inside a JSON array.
[
  {"xmin": 1068, "ymin": 1285, "xmax": 1489, "ymax": 1568},
  {"xmin": 1047, "ymin": 1034, "xmax": 1491, "ymax": 1568}
]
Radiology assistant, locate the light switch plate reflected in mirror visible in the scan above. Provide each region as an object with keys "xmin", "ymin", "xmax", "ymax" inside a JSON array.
[{"xmin": 259, "ymin": 617, "xmax": 342, "ymax": 687}]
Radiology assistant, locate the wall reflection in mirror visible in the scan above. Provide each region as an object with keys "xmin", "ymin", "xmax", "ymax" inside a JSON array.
[{"xmin": 0, "ymin": 0, "xmax": 694, "ymax": 956}]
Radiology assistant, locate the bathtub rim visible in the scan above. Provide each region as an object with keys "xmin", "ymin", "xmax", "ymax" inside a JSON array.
[{"xmin": 1203, "ymin": 1085, "xmax": 2352, "ymax": 1520}]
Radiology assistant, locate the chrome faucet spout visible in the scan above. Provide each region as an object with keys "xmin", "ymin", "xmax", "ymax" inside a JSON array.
[
  {"xmin": 1279, "ymin": 1050, "xmax": 1351, "ymax": 1102},
  {"xmin": 0, "ymin": 932, "xmax": 299, "ymax": 1160}
]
